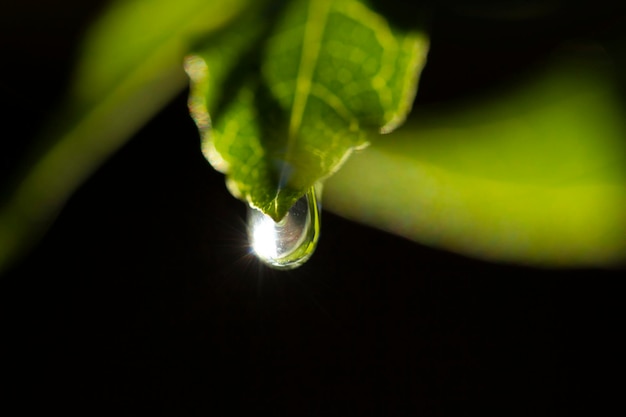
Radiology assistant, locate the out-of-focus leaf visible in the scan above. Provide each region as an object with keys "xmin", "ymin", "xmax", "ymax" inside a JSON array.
[
  {"xmin": 187, "ymin": 0, "xmax": 428, "ymax": 221},
  {"xmin": 0, "ymin": 0, "xmax": 252, "ymax": 273},
  {"xmin": 325, "ymin": 64, "xmax": 626, "ymax": 267}
]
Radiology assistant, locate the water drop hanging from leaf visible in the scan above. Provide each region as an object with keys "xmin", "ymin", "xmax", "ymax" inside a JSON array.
[
  {"xmin": 248, "ymin": 185, "xmax": 321, "ymax": 269},
  {"xmin": 186, "ymin": 0, "xmax": 429, "ymax": 222}
]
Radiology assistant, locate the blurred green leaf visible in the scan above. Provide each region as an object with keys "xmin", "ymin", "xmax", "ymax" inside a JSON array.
[
  {"xmin": 187, "ymin": 0, "xmax": 428, "ymax": 220},
  {"xmin": 325, "ymin": 63, "xmax": 626, "ymax": 267},
  {"xmin": 0, "ymin": 0, "xmax": 253, "ymax": 272}
]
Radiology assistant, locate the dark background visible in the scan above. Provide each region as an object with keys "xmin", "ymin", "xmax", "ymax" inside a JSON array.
[{"xmin": 1, "ymin": 1, "xmax": 624, "ymax": 415}]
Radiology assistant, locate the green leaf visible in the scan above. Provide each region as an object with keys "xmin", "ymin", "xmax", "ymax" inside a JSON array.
[
  {"xmin": 187, "ymin": 0, "xmax": 429, "ymax": 221},
  {"xmin": 0, "ymin": 0, "xmax": 253, "ymax": 273},
  {"xmin": 325, "ymin": 63, "xmax": 626, "ymax": 267}
]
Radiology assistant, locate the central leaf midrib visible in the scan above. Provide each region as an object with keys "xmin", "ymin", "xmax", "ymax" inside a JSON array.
[
  {"xmin": 274, "ymin": 0, "xmax": 331, "ymax": 214},
  {"xmin": 287, "ymin": 0, "xmax": 331, "ymax": 148}
]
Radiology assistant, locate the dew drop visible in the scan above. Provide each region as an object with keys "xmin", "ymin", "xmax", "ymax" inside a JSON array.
[{"xmin": 248, "ymin": 186, "xmax": 321, "ymax": 270}]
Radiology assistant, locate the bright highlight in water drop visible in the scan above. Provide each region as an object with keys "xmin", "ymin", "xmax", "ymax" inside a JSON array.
[{"xmin": 248, "ymin": 187, "xmax": 321, "ymax": 270}]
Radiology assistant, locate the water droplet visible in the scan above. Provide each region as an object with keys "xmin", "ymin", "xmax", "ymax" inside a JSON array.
[{"xmin": 248, "ymin": 186, "xmax": 321, "ymax": 270}]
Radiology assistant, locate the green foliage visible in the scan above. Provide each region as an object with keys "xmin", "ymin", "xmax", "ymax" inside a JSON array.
[
  {"xmin": 186, "ymin": 0, "xmax": 428, "ymax": 220},
  {"xmin": 1, "ymin": 0, "xmax": 624, "ymax": 273},
  {"xmin": 325, "ymin": 64, "xmax": 626, "ymax": 267},
  {"xmin": 0, "ymin": 0, "xmax": 253, "ymax": 271}
]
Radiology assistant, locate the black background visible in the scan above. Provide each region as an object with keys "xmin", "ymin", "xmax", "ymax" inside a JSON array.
[{"xmin": 1, "ymin": 1, "xmax": 624, "ymax": 415}]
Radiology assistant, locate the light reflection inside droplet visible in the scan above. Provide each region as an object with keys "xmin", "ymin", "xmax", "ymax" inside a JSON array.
[{"xmin": 250, "ymin": 212, "xmax": 279, "ymax": 259}]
